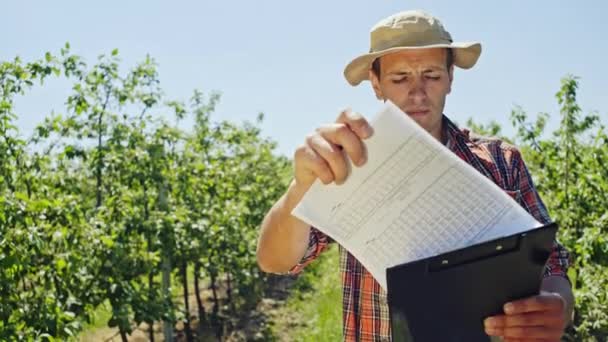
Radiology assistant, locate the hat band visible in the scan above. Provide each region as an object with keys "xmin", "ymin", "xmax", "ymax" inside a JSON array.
[{"xmin": 371, "ymin": 34, "xmax": 453, "ymax": 53}]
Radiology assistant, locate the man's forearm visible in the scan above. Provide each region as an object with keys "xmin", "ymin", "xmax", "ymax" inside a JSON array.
[
  {"xmin": 541, "ymin": 275, "xmax": 575, "ymax": 325},
  {"xmin": 256, "ymin": 180, "xmax": 312, "ymax": 273}
]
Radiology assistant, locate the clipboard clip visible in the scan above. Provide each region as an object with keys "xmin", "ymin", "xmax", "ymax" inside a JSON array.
[{"xmin": 428, "ymin": 234, "xmax": 521, "ymax": 272}]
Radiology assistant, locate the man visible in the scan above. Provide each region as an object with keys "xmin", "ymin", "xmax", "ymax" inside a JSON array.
[{"xmin": 257, "ymin": 10, "xmax": 573, "ymax": 342}]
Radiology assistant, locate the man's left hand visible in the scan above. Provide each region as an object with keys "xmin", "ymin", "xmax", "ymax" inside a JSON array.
[{"xmin": 484, "ymin": 291, "xmax": 568, "ymax": 342}]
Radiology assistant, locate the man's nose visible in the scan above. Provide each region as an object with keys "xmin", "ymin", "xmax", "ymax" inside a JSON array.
[{"xmin": 407, "ymin": 77, "xmax": 428, "ymax": 104}]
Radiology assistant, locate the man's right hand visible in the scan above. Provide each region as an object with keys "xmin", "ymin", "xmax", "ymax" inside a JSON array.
[
  {"xmin": 293, "ymin": 109, "xmax": 374, "ymax": 190},
  {"xmin": 256, "ymin": 108, "xmax": 373, "ymax": 273}
]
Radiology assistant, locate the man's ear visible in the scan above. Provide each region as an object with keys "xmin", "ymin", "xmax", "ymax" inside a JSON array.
[
  {"xmin": 447, "ymin": 65, "xmax": 454, "ymax": 95},
  {"xmin": 369, "ymin": 70, "xmax": 384, "ymax": 101}
]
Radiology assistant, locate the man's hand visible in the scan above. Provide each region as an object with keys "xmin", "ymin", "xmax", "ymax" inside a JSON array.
[
  {"xmin": 256, "ymin": 108, "xmax": 373, "ymax": 273},
  {"xmin": 293, "ymin": 109, "xmax": 373, "ymax": 189},
  {"xmin": 484, "ymin": 291, "xmax": 568, "ymax": 341}
]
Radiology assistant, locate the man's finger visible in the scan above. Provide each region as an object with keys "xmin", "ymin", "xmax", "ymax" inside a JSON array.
[
  {"xmin": 504, "ymin": 293, "xmax": 565, "ymax": 315},
  {"xmin": 306, "ymin": 133, "xmax": 349, "ymax": 184},
  {"xmin": 499, "ymin": 325, "xmax": 563, "ymax": 340},
  {"xmin": 485, "ymin": 312, "xmax": 564, "ymax": 329},
  {"xmin": 486, "ymin": 324, "xmax": 562, "ymax": 339},
  {"xmin": 502, "ymin": 339, "xmax": 552, "ymax": 342},
  {"xmin": 336, "ymin": 108, "xmax": 374, "ymax": 139},
  {"xmin": 317, "ymin": 124, "xmax": 366, "ymax": 167},
  {"xmin": 294, "ymin": 144, "xmax": 335, "ymax": 185}
]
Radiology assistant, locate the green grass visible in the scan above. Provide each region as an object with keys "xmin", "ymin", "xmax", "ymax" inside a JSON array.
[
  {"xmin": 81, "ymin": 301, "xmax": 113, "ymax": 331},
  {"xmin": 271, "ymin": 245, "xmax": 342, "ymax": 341},
  {"xmin": 77, "ymin": 301, "xmax": 115, "ymax": 341}
]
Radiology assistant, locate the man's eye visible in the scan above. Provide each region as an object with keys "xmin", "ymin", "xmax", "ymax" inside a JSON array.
[
  {"xmin": 391, "ymin": 78, "xmax": 407, "ymax": 84},
  {"xmin": 426, "ymin": 75, "xmax": 440, "ymax": 80}
]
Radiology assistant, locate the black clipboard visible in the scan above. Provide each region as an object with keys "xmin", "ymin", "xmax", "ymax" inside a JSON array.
[{"xmin": 387, "ymin": 222, "xmax": 558, "ymax": 342}]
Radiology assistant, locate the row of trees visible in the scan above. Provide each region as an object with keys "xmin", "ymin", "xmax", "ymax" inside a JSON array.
[
  {"xmin": 468, "ymin": 76, "xmax": 608, "ymax": 340},
  {"xmin": 1, "ymin": 46, "xmax": 606, "ymax": 341},
  {"xmin": 0, "ymin": 45, "xmax": 290, "ymax": 341}
]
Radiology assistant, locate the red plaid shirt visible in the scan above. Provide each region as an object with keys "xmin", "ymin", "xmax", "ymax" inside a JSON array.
[{"xmin": 289, "ymin": 115, "xmax": 571, "ymax": 341}]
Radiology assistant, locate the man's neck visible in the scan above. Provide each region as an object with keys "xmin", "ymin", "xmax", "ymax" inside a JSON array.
[{"xmin": 430, "ymin": 117, "xmax": 447, "ymax": 145}]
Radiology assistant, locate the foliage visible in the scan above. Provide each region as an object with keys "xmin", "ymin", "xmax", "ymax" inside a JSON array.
[{"xmin": 0, "ymin": 46, "xmax": 290, "ymax": 341}]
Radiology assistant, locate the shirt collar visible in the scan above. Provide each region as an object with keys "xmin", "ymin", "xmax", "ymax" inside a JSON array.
[{"xmin": 442, "ymin": 114, "xmax": 469, "ymax": 150}]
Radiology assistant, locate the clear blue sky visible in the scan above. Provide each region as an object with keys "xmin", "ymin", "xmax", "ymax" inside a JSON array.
[{"xmin": 2, "ymin": 1, "xmax": 606, "ymax": 156}]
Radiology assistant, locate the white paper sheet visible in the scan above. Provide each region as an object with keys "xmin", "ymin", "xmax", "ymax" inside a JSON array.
[{"xmin": 291, "ymin": 101, "xmax": 541, "ymax": 290}]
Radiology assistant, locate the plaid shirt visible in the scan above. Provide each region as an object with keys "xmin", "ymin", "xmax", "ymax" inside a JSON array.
[{"xmin": 289, "ymin": 115, "xmax": 571, "ymax": 341}]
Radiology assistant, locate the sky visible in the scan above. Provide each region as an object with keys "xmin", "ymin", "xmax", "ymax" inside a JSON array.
[{"xmin": 2, "ymin": 1, "xmax": 607, "ymax": 156}]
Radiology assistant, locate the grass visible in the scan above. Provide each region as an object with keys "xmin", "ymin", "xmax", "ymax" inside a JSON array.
[
  {"xmin": 81, "ymin": 301, "xmax": 113, "ymax": 331},
  {"xmin": 271, "ymin": 245, "xmax": 342, "ymax": 341},
  {"xmin": 77, "ymin": 301, "xmax": 117, "ymax": 341}
]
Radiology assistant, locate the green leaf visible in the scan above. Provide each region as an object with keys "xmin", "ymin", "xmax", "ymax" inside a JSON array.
[{"xmin": 56, "ymin": 258, "xmax": 67, "ymax": 271}]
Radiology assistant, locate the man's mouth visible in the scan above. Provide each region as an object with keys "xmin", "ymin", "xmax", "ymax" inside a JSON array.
[{"xmin": 406, "ymin": 109, "xmax": 430, "ymax": 116}]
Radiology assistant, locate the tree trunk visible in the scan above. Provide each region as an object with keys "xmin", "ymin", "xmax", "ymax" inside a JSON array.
[
  {"xmin": 159, "ymin": 181, "xmax": 173, "ymax": 342},
  {"xmin": 95, "ymin": 108, "xmax": 103, "ymax": 208},
  {"xmin": 182, "ymin": 261, "xmax": 194, "ymax": 342},
  {"xmin": 120, "ymin": 330, "xmax": 128, "ymax": 342},
  {"xmin": 210, "ymin": 272, "xmax": 219, "ymax": 315},
  {"xmin": 226, "ymin": 271, "xmax": 234, "ymax": 312},
  {"xmin": 209, "ymin": 271, "xmax": 222, "ymax": 340},
  {"xmin": 148, "ymin": 272, "xmax": 155, "ymax": 342},
  {"xmin": 193, "ymin": 262, "xmax": 206, "ymax": 328},
  {"xmin": 161, "ymin": 258, "xmax": 172, "ymax": 341},
  {"xmin": 143, "ymin": 182, "xmax": 155, "ymax": 342}
]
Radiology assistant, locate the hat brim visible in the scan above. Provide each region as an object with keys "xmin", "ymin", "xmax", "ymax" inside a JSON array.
[{"xmin": 343, "ymin": 42, "xmax": 482, "ymax": 86}]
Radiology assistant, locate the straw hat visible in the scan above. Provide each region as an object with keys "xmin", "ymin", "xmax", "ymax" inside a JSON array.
[{"xmin": 344, "ymin": 10, "xmax": 482, "ymax": 86}]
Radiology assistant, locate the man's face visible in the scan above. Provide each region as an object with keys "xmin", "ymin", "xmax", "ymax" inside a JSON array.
[{"xmin": 369, "ymin": 48, "xmax": 454, "ymax": 140}]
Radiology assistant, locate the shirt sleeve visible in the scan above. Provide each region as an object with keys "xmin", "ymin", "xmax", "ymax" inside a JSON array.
[
  {"xmin": 288, "ymin": 227, "xmax": 331, "ymax": 275},
  {"xmin": 509, "ymin": 147, "xmax": 571, "ymax": 279}
]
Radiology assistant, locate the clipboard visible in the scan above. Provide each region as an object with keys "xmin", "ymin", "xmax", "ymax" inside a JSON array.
[{"xmin": 386, "ymin": 222, "xmax": 558, "ymax": 342}]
